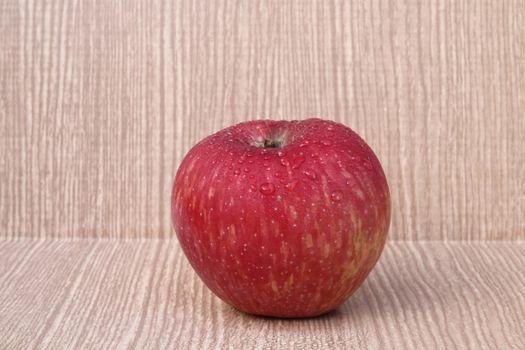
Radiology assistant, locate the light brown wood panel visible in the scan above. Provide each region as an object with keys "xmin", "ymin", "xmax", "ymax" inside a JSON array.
[
  {"xmin": 0, "ymin": 240, "xmax": 523, "ymax": 349},
  {"xmin": 1, "ymin": 1, "xmax": 524, "ymax": 239}
]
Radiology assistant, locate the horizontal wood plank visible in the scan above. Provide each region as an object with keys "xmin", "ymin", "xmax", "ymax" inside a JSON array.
[
  {"xmin": 0, "ymin": 240, "xmax": 523, "ymax": 349},
  {"xmin": 1, "ymin": 1, "xmax": 524, "ymax": 239}
]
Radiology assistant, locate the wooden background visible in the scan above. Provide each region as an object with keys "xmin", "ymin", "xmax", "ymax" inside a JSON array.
[{"xmin": 1, "ymin": 0, "xmax": 524, "ymax": 240}]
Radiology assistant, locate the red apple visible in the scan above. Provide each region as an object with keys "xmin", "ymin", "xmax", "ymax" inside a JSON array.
[{"xmin": 171, "ymin": 118, "xmax": 390, "ymax": 318}]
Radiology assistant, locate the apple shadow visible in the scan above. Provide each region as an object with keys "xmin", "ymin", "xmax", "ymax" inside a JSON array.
[
  {"xmin": 230, "ymin": 306, "xmax": 344, "ymax": 322},
  {"xmin": 227, "ymin": 260, "xmax": 454, "ymax": 326},
  {"xmin": 336, "ymin": 258, "xmax": 458, "ymax": 325}
]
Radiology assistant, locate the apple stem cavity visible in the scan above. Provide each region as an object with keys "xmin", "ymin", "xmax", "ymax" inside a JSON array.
[
  {"xmin": 263, "ymin": 139, "xmax": 282, "ymax": 148},
  {"xmin": 252, "ymin": 132, "xmax": 288, "ymax": 149}
]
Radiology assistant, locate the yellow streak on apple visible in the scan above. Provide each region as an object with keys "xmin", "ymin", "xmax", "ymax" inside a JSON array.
[{"xmin": 305, "ymin": 234, "xmax": 314, "ymax": 248}]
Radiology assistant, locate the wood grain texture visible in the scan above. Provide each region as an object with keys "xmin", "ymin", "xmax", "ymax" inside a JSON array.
[
  {"xmin": 0, "ymin": 240, "xmax": 523, "ymax": 349},
  {"xmin": 1, "ymin": 0, "xmax": 524, "ymax": 239}
]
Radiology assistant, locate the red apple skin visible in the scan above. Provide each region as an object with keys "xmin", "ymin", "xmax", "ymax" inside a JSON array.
[{"xmin": 171, "ymin": 118, "xmax": 390, "ymax": 318}]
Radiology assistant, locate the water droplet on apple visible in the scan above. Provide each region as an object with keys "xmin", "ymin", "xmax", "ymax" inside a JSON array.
[
  {"xmin": 279, "ymin": 158, "xmax": 290, "ymax": 167},
  {"xmin": 259, "ymin": 182, "xmax": 276, "ymax": 195},
  {"xmin": 362, "ymin": 159, "xmax": 373, "ymax": 170},
  {"xmin": 244, "ymin": 167, "xmax": 250, "ymax": 173},
  {"xmin": 331, "ymin": 190, "xmax": 343, "ymax": 202},
  {"xmin": 292, "ymin": 156, "xmax": 305, "ymax": 169},
  {"xmin": 233, "ymin": 169, "xmax": 241, "ymax": 175},
  {"xmin": 310, "ymin": 152, "xmax": 319, "ymax": 158},
  {"xmin": 274, "ymin": 171, "xmax": 284, "ymax": 179},
  {"xmin": 277, "ymin": 151, "xmax": 285, "ymax": 157},
  {"xmin": 303, "ymin": 169, "xmax": 317, "ymax": 180},
  {"xmin": 250, "ymin": 184, "xmax": 257, "ymax": 192},
  {"xmin": 284, "ymin": 179, "xmax": 299, "ymax": 191},
  {"xmin": 321, "ymin": 139, "xmax": 332, "ymax": 146}
]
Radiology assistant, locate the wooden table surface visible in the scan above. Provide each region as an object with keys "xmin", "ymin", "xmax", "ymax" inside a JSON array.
[{"xmin": 1, "ymin": 240, "xmax": 523, "ymax": 349}]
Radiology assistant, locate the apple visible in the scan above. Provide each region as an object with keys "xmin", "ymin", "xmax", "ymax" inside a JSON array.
[{"xmin": 171, "ymin": 118, "xmax": 390, "ymax": 318}]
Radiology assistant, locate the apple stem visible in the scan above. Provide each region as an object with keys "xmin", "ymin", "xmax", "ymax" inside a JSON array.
[
  {"xmin": 263, "ymin": 139, "xmax": 282, "ymax": 148},
  {"xmin": 251, "ymin": 132, "xmax": 288, "ymax": 149}
]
